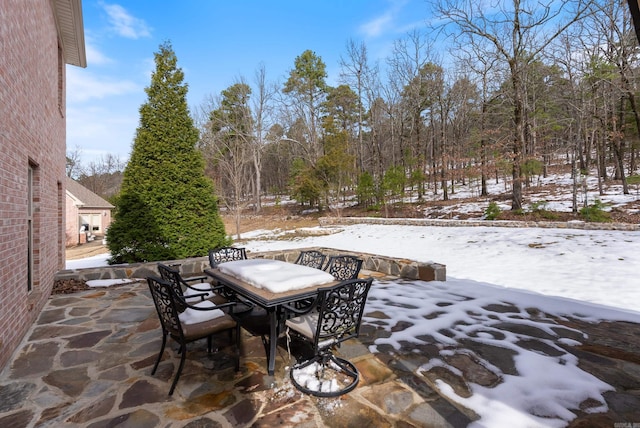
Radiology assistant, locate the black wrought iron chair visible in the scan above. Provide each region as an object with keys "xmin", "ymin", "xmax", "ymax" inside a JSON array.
[
  {"xmin": 294, "ymin": 250, "xmax": 326, "ymax": 270},
  {"xmin": 208, "ymin": 246, "xmax": 247, "ymax": 267},
  {"xmin": 324, "ymin": 255, "xmax": 363, "ymax": 280},
  {"xmin": 158, "ymin": 263, "xmax": 227, "ymax": 305},
  {"xmin": 146, "ymin": 276, "xmax": 240, "ymax": 396},
  {"xmin": 208, "ymin": 246, "xmax": 270, "ymax": 362},
  {"xmin": 206, "ymin": 247, "xmax": 254, "ymax": 315},
  {"xmin": 285, "ymin": 277, "xmax": 373, "ymax": 397}
]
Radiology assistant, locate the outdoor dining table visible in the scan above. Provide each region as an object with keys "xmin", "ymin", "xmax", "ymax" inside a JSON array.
[{"xmin": 204, "ymin": 258, "xmax": 337, "ymax": 375}]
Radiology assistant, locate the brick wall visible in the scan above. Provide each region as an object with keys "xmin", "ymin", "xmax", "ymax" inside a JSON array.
[{"xmin": 0, "ymin": 0, "xmax": 67, "ymax": 370}]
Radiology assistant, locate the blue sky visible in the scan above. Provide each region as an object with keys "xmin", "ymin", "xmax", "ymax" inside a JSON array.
[{"xmin": 67, "ymin": 0, "xmax": 431, "ymax": 165}]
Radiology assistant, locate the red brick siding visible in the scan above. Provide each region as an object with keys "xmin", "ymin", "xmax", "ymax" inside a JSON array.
[{"xmin": 0, "ymin": 0, "xmax": 67, "ymax": 370}]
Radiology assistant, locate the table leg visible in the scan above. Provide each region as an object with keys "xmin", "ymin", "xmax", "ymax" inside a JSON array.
[{"xmin": 267, "ymin": 307, "xmax": 278, "ymax": 376}]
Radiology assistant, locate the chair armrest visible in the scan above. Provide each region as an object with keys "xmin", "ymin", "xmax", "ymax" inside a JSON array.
[
  {"xmin": 183, "ymin": 275, "xmax": 209, "ymax": 284},
  {"xmin": 182, "ymin": 291, "xmax": 210, "ymax": 302},
  {"xmin": 182, "ymin": 281, "xmax": 224, "ymax": 291},
  {"xmin": 178, "ymin": 296, "xmax": 236, "ymax": 312},
  {"xmin": 210, "ymin": 283, "xmax": 225, "ymax": 292},
  {"xmin": 184, "ymin": 283, "xmax": 211, "ymax": 293},
  {"xmin": 282, "ymin": 298, "xmax": 317, "ymax": 316},
  {"xmin": 210, "ymin": 301, "xmax": 251, "ymax": 316},
  {"xmin": 211, "ymin": 301, "xmax": 237, "ymax": 310}
]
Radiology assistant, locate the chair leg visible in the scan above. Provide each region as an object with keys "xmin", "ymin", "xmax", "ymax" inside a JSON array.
[
  {"xmin": 207, "ymin": 335, "xmax": 213, "ymax": 354},
  {"xmin": 151, "ymin": 333, "xmax": 167, "ymax": 375},
  {"xmin": 234, "ymin": 323, "xmax": 241, "ymax": 372},
  {"xmin": 169, "ymin": 343, "xmax": 187, "ymax": 396},
  {"xmin": 260, "ymin": 335, "xmax": 270, "ymax": 368}
]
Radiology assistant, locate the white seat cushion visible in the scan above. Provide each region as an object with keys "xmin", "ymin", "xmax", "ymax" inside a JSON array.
[
  {"xmin": 178, "ymin": 300, "xmax": 224, "ymax": 325},
  {"xmin": 183, "ymin": 285, "xmax": 214, "ymax": 303}
]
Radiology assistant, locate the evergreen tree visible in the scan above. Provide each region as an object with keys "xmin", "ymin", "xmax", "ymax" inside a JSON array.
[
  {"xmin": 283, "ymin": 50, "xmax": 328, "ymax": 162},
  {"xmin": 107, "ymin": 42, "xmax": 228, "ymax": 264}
]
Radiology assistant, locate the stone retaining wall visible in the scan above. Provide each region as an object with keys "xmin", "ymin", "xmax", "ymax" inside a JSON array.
[
  {"xmin": 54, "ymin": 247, "xmax": 446, "ymax": 284},
  {"xmin": 318, "ymin": 216, "xmax": 640, "ymax": 231}
]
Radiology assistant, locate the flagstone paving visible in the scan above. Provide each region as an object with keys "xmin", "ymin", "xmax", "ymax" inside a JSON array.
[{"xmin": 1, "ymin": 278, "xmax": 639, "ymax": 427}]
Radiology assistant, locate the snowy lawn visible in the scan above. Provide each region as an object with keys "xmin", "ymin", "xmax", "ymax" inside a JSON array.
[
  {"xmin": 66, "ymin": 223, "xmax": 640, "ymax": 426},
  {"xmin": 241, "ymin": 223, "xmax": 640, "ymax": 427}
]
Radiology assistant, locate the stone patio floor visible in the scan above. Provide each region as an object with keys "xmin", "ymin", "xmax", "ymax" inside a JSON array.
[{"xmin": 1, "ymin": 275, "xmax": 639, "ymax": 427}]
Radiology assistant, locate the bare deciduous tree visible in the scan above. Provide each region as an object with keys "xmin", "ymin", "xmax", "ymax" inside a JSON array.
[
  {"xmin": 434, "ymin": 0, "xmax": 593, "ymax": 209},
  {"xmin": 251, "ymin": 64, "xmax": 277, "ymax": 212},
  {"xmin": 200, "ymin": 82, "xmax": 255, "ymax": 239}
]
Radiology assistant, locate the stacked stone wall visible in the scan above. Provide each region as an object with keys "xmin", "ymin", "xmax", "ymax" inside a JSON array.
[
  {"xmin": 55, "ymin": 247, "xmax": 446, "ymax": 284},
  {"xmin": 318, "ymin": 216, "xmax": 640, "ymax": 231}
]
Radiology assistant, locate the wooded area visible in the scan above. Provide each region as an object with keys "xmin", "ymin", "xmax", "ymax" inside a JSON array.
[
  {"xmin": 69, "ymin": 0, "xmax": 640, "ymax": 235},
  {"xmin": 195, "ymin": 0, "xmax": 639, "ymax": 227}
]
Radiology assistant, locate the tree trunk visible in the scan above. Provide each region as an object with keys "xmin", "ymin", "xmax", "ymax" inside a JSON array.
[{"xmin": 511, "ymin": 70, "xmax": 525, "ymax": 211}]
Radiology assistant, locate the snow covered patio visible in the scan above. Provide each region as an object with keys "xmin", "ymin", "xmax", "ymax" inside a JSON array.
[
  {"xmin": 2, "ymin": 263, "xmax": 639, "ymax": 426},
  {"xmin": 6, "ymin": 218, "xmax": 640, "ymax": 426}
]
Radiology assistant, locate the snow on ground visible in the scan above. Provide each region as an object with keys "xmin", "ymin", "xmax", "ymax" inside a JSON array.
[
  {"xmin": 65, "ymin": 167, "xmax": 639, "ymax": 426},
  {"xmin": 366, "ymin": 277, "xmax": 616, "ymax": 427},
  {"xmin": 240, "ymin": 224, "xmax": 640, "ymax": 316},
  {"xmin": 67, "ymin": 253, "xmax": 111, "ymax": 269},
  {"xmin": 392, "ymin": 170, "xmax": 640, "ymax": 219},
  {"xmin": 65, "ymin": 223, "xmax": 640, "ymax": 426},
  {"xmin": 239, "ymin": 224, "xmax": 640, "ymax": 427},
  {"xmin": 85, "ymin": 278, "xmax": 138, "ymax": 287}
]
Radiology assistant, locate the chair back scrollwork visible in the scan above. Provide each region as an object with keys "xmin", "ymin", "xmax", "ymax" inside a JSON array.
[
  {"xmin": 295, "ymin": 250, "xmax": 326, "ymax": 270},
  {"xmin": 324, "ymin": 255, "xmax": 363, "ymax": 281},
  {"xmin": 209, "ymin": 247, "xmax": 247, "ymax": 267},
  {"xmin": 147, "ymin": 276, "xmax": 183, "ymax": 338},
  {"xmin": 157, "ymin": 263, "xmax": 191, "ymax": 312}
]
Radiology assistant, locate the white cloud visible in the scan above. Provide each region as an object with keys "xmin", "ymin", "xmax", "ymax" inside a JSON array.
[
  {"xmin": 360, "ymin": 12, "xmax": 394, "ymax": 38},
  {"xmin": 66, "ymin": 67, "xmax": 139, "ymax": 103},
  {"xmin": 359, "ymin": 0, "xmax": 409, "ymax": 38},
  {"xmin": 84, "ymin": 37, "xmax": 112, "ymax": 66},
  {"xmin": 102, "ymin": 3, "xmax": 151, "ymax": 39}
]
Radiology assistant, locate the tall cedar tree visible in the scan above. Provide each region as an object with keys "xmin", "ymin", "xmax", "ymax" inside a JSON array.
[{"xmin": 107, "ymin": 42, "xmax": 228, "ymax": 263}]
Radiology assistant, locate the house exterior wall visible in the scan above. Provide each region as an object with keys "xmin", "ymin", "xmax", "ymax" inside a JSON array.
[
  {"xmin": 65, "ymin": 199, "xmax": 113, "ymax": 247},
  {"xmin": 0, "ymin": 0, "xmax": 68, "ymax": 369},
  {"xmin": 77, "ymin": 208, "xmax": 112, "ymax": 237}
]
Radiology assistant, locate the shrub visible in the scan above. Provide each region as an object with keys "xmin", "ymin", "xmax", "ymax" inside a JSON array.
[
  {"xmin": 530, "ymin": 200, "xmax": 559, "ymax": 220},
  {"xmin": 530, "ymin": 200, "xmax": 547, "ymax": 211},
  {"xmin": 580, "ymin": 199, "xmax": 611, "ymax": 222},
  {"xmin": 485, "ymin": 202, "xmax": 501, "ymax": 220},
  {"xmin": 538, "ymin": 210, "xmax": 559, "ymax": 220},
  {"xmin": 628, "ymin": 175, "xmax": 640, "ymax": 195}
]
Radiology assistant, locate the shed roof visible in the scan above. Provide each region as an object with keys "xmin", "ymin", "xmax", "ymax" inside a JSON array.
[{"xmin": 66, "ymin": 177, "xmax": 114, "ymax": 209}]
